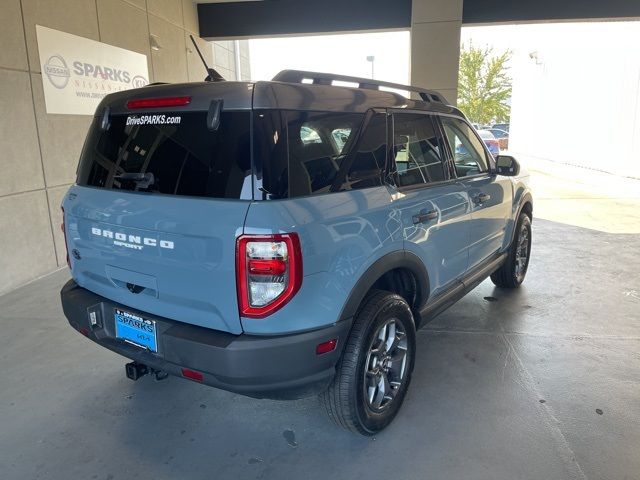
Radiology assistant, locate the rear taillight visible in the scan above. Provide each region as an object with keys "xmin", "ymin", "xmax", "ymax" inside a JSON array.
[
  {"xmin": 236, "ymin": 233, "xmax": 303, "ymax": 318},
  {"xmin": 61, "ymin": 207, "xmax": 70, "ymax": 269},
  {"xmin": 126, "ymin": 96, "xmax": 191, "ymax": 109}
]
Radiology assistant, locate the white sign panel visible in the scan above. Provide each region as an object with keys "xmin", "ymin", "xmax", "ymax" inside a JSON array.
[{"xmin": 36, "ymin": 25, "xmax": 149, "ymax": 115}]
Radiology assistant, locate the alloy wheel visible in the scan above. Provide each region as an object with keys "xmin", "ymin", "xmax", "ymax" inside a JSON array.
[
  {"xmin": 514, "ymin": 223, "xmax": 530, "ymax": 281},
  {"xmin": 363, "ymin": 319, "xmax": 409, "ymax": 412}
]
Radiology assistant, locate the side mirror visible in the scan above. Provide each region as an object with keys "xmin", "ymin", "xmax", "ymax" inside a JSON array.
[{"xmin": 495, "ymin": 155, "xmax": 520, "ymax": 176}]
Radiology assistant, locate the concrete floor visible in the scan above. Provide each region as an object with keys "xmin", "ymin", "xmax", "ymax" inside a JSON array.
[
  {"xmin": 1, "ymin": 166, "xmax": 639, "ymax": 480},
  {"xmin": 521, "ymin": 155, "xmax": 640, "ymax": 234}
]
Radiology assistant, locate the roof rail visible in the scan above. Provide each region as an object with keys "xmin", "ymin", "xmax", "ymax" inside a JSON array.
[{"xmin": 272, "ymin": 70, "xmax": 448, "ymax": 105}]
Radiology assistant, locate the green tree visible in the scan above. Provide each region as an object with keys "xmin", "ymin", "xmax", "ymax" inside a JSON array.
[{"xmin": 458, "ymin": 44, "xmax": 512, "ymax": 125}]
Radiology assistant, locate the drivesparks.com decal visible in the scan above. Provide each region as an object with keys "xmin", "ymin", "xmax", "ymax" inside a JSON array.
[{"xmin": 126, "ymin": 114, "xmax": 181, "ymax": 126}]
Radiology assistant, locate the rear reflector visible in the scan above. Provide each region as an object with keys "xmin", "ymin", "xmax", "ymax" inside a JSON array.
[
  {"xmin": 316, "ymin": 339, "xmax": 338, "ymax": 355},
  {"xmin": 126, "ymin": 96, "xmax": 191, "ymax": 109},
  {"xmin": 181, "ymin": 368, "xmax": 204, "ymax": 382}
]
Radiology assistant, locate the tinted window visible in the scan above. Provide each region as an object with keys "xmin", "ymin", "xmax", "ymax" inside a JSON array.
[
  {"xmin": 77, "ymin": 111, "xmax": 251, "ymax": 199},
  {"xmin": 255, "ymin": 110, "xmax": 385, "ymax": 199},
  {"xmin": 300, "ymin": 125, "xmax": 321, "ymax": 144},
  {"xmin": 286, "ymin": 111, "xmax": 361, "ymax": 197},
  {"xmin": 331, "ymin": 128, "xmax": 352, "ymax": 153},
  {"xmin": 392, "ymin": 113, "xmax": 447, "ymax": 188},
  {"xmin": 441, "ymin": 117, "xmax": 489, "ymax": 177},
  {"xmin": 253, "ymin": 110, "xmax": 289, "ymax": 199},
  {"xmin": 339, "ymin": 113, "xmax": 386, "ymax": 192}
]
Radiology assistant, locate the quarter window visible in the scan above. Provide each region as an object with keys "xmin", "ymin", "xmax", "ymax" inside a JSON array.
[
  {"xmin": 392, "ymin": 113, "xmax": 447, "ymax": 188},
  {"xmin": 255, "ymin": 110, "xmax": 386, "ymax": 199}
]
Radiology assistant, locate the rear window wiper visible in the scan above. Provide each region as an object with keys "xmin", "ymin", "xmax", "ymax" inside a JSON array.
[{"xmin": 114, "ymin": 172, "xmax": 155, "ymax": 189}]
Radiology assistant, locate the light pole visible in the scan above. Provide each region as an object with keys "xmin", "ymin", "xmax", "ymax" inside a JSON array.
[{"xmin": 366, "ymin": 55, "xmax": 375, "ymax": 79}]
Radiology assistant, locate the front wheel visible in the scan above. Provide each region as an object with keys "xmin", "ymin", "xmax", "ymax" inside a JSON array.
[
  {"xmin": 491, "ymin": 212, "xmax": 532, "ymax": 288},
  {"xmin": 320, "ymin": 290, "xmax": 416, "ymax": 435}
]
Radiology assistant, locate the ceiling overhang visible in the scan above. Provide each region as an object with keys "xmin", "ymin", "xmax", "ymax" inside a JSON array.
[{"xmin": 197, "ymin": 0, "xmax": 640, "ymax": 39}]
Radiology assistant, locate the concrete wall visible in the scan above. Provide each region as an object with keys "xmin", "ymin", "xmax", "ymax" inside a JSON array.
[
  {"xmin": 410, "ymin": 0, "xmax": 462, "ymax": 104},
  {"xmin": 211, "ymin": 40, "xmax": 251, "ymax": 82},
  {"xmin": 0, "ymin": 0, "xmax": 248, "ymax": 295},
  {"xmin": 508, "ymin": 22, "xmax": 640, "ymax": 178}
]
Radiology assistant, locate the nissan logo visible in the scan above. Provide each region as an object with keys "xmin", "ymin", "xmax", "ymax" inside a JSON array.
[{"xmin": 44, "ymin": 54, "xmax": 71, "ymax": 89}]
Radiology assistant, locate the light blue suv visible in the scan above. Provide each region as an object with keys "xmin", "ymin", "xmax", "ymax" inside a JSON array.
[{"xmin": 60, "ymin": 70, "xmax": 532, "ymax": 435}]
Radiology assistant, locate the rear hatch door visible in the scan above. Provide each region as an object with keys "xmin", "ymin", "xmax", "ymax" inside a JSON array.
[{"xmin": 63, "ymin": 84, "xmax": 253, "ymax": 334}]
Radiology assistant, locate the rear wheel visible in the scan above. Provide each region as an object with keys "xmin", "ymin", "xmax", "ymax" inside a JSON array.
[
  {"xmin": 491, "ymin": 212, "xmax": 532, "ymax": 288},
  {"xmin": 321, "ymin": 290, "xmax": 416, "ymax": 435}
]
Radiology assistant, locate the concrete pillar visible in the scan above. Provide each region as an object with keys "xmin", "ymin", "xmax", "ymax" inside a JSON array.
[{"xmin": 410, "ymin": 0, "xmax": 463, "ymax": 105}]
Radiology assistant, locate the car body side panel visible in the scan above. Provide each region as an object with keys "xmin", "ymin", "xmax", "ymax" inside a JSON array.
[
  {"xmin": 390, "ymin": 182, "xmax": 472, "ymax": 299},
  {"xmin": 241, "ymin": 186, "xmax": 402, "ymax": 334},
  {"xmin": 462, "ymin": 174, "xmax": 513, "ymax": 270}
]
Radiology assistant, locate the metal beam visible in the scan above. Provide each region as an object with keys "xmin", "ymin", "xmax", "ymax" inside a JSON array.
[
  {"xmin": 198, "ymin": 0, "xmax": 640, "ymax": 39},
  {"xmin": 463, "ymin": 0, "xmax": 640, "ymax": 23},
  {"xmin": 198, "ymin": 0, "xmax": 412, "ymax": 39}
]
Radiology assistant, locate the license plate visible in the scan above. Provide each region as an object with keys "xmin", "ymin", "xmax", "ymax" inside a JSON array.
[{"xmin": 115, "ymin": 309, "xmax": 157, "ymax": 352}]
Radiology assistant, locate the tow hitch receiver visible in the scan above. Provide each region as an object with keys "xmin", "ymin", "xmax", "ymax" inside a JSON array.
[
  {"xmin": 125, "ymin": 361, "xmax": 149, "ymax": 381},
  {"xmin": 125, "ymin": 362, "xmax": 168, "ymax": 382}
]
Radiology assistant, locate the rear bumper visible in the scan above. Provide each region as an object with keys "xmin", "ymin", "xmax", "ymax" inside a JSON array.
[{"xmin": 60, "ymin": 280, "xmax": 350, "ymax": 399}]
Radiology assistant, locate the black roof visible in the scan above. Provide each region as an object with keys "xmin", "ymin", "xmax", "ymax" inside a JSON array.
[{"xmin": 95, "ymin": 70, "xmax": 465, "ymax": 118}]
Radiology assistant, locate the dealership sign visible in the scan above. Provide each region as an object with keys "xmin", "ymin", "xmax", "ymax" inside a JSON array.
[{"xmin": 36, "ymin": 25, "xmax": 149, "ymax": 115}]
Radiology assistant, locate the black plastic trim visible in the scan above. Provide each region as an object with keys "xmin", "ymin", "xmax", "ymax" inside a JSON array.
[
  {"xmin": 419, "ymin": 252, "xmax": 507, "ymax": 323},
  {"xmin": 510, "ymin": 194, "xmax": 534, "ymax": 244},
  {"xmin": 61, "ymin": 280, "xmax": 349, "ymax": 400},
  {"xmin": 338, "ymin": 250, "xmax": 430, "ymax": 322}
]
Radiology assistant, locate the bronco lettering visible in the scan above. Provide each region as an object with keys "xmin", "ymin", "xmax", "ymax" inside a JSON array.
[{"xmin": 90, "ymin": 227, "xmax": 174, "ymax": 250}]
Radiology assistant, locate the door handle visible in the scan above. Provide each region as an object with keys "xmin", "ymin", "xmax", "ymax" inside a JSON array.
[
  {"xmin": 412, "ymin": 210, "xmax": 438, "ymax": 224},
  {"xmin": 473, "ymin": 193, "xmax": 491, "ymax": 204}
]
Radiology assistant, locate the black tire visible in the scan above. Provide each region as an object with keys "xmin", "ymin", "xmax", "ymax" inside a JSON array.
[
  {"xmin": 491, "ymin": 212, "xmax": 532, "ymax": 288},
  {"xmin": 321, "ymin": 290, "xmax": 416, "ymax": 435}
]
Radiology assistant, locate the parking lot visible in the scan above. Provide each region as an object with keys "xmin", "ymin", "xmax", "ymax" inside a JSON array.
[{"xmin": 1, "ymin": 163, "xmax": 639, "ymax": 480}]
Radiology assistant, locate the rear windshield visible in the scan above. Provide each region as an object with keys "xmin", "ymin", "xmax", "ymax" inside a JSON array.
[{"xmin": 77, "ymin": 111, "xmax": 252, "ymax": 199}]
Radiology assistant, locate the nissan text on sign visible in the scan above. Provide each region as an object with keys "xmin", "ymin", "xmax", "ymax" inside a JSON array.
[{"xmin": 36, "ymin": 25, "xmax": 149, "ymax": 115}]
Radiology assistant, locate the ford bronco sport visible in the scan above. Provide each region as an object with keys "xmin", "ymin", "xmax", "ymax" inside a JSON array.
[{"xmin": 60, "ymin": 70, "xmax": 532, "ymax": 435}]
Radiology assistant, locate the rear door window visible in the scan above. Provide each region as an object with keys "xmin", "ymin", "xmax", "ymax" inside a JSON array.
[
  {"xmin": 77, "ymin": 111, "xmax": 252, "ymax": 199},
  {"xmin": 392, "ymin": 113, "xmax": 448, "ymax": 188}
]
